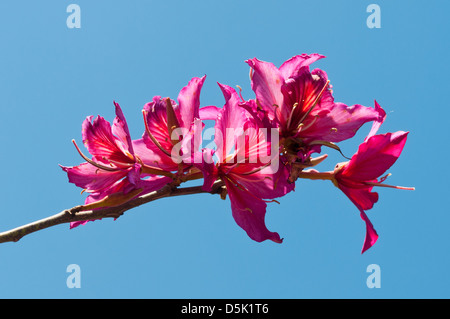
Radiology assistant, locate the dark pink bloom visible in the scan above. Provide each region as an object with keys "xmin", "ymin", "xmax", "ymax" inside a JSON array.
[
  {"xmin": 62, "ymin": 102, "xmax": 142, "ymax": 195},
  {"xmin": 201, "ymin": 83, "xmax": 294, "ymax": 243},
  {"xmin": 333, "ymin": 102, "xmax": 413, "ymax": 253},
  {"xmin": 138, "ymin": 76, "xmax": 206, "ymax": 172},
  {"xmin": 61, "ymin": 102, "xmax": 172, "ymax": 228},
  {"xmin": 245, "ymin": 54, "xmax": 385, "ymax": 160}
]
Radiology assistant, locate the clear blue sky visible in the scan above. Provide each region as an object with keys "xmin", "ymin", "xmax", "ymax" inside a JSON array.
[{"xmin": 0, "ymin": 0, "xmax": 448, "ymax": 298}]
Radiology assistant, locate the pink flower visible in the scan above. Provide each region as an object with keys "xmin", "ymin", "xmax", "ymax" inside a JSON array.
[
  {"xmin": 61, "ymin": 102, "xmax": 142, "ymax": 195},
  {"xmin": 201, "ymin": 83, "xmax": 294, "ymax": 243},
  {"xmin": 244, "ymin": 54, "xmax": 385, "ymax": 161},
  {"xmin": 333, "ymin": 102, "xmax": 414, "ymax": 253},
  {"xmin": 137, "ymin": 76, "xmax": 206, "ymax": 172},
  {"xmin": 61, "ymin": 102, "xmax": 172, "ymax": 228}
]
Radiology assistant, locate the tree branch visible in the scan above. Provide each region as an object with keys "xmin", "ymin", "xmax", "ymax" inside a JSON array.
[{"xmin": 0, "ymin": 181, "xmax": 226, "ymax": 244}]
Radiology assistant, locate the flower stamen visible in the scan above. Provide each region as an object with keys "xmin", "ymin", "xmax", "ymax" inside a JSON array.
[
  {"xmin": 286, "ymin": 102, "xmax": 298, "ymax": 131},
  {"xmin": 72, "ymin": 139, "xmax": 118, "ymax": 172},
  {"xmin": 297, "ymin": 80, "xmax": 330, "ymax": 125},
  {"xmin": 363, "ymin": 181, "xmax": 415, "ymax": 190},
  {"xmin": 142, "ymin": 110, "xmax": 172, "ymax": 157}
]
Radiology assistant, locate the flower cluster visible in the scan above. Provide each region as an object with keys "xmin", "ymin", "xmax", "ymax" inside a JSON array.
[{"xmin": 61, "ymin": 54, "xmax": 413, "ymax": 253}]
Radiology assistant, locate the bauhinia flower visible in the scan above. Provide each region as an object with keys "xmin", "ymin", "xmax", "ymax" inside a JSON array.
[
  {"xmin": 137, "ymin": 76, "xmax": 207, "ymax": 179},
  {"xmin": 61, "ymin": 102, "xmax": 173, "ymax": 227},
  {"xmin": 200, "ymin": 83, "xmax": 294, "ymax": 243},
  {"xmin": 297, "ymin": 101, "xmax": 414, "ymax": 253},
  {"xmin": 244, "ymin": 54, "xmax": 385, "ymax": 179}
]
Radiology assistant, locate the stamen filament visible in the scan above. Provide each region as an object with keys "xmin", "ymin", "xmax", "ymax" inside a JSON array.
[
  {"xmin": 72, "ymin": 139, "xmax": 118, "ymax": 172},
  {"xmin": 102, "ymin": 157, "xmax": 134, "ymax": 168},
  {"xmin": 296, "ymin": 115, "xmax": 318, "ymax": 133},
  {"xmin": 363, "ymin": 181, "xmax": 415, "ymax": 190},
  {"xmin": 236, "ymin": 85, "xmax": 245, "ymax": 102},
  {"xmin": 297, "ymin": 80, "xmax": 330, "ymax": 125},
  {"xmin": 286, "ymin": 102, "xmax": 298, "ymax": 131},
  {"xmin": 142, "ymin": 110, "xmax": 172, "ymax": 157}
]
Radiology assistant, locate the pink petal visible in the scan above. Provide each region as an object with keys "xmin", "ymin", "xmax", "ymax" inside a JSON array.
[
  {"xmin": 225, "ymin": 179, "xmax": 283, "ymax": 243},
  {"xmin": 360, "ymin": 209, "xmax": 379, "ymax": 254},
  {"xmin": 229, "ymin": 162, "xmax": 294, "ymax": 200},
  {"xmin": 142, "ymin": 98, "xmax": 179, "ymax": 171},
  {"xmin": 143, "ymin": 97, "xmax": 173, "ymax": 152},
  {"xmin": 278, "ymin": 53, "xmax": 325, "ymax": 79},
  {"xmin": 112, "ymin": 101, "xmax": 134, "ymax": 155},
  {"xmin": 366, "ymin": 100, "xmax": 387, "ymax": 140},
  {"xmin": 132, "ymin": 138, "xmax": 170, "ymax": 170},
  {"xmin": 342, "ymin": 131, "xmax": 409, "ymax": 181},
  {"xmin": 239, "ymin": 99, "xmax": 279, "ymax": 129},
  {"xmin": 339, "ymin": 186, "xmax": 379, "ymax": 254},
  {"xmin": 246, "ymin": 58, "xmax": 284, "ymax": 115},
  {"xmin": 60, "ymin": 163, "xmax": 127, "ymax": 192},
  {"xmin": 300, "ymin": 102, "xmax": 383, "ymax": 143},
  {"xmin": 82, "ymin": 115, "xmax": 132, "ymax": 165},
  {"xmin": 199, "ymin": 105, "xmax": 220, "ymax": 121},
  {"xmin": 178, "ymin": 118, "xmax": 204, "ymax": 165},
  {"xmin": 281, "ymin": 68, "xmax": 333, "ymax": 132},
  {"xmin": 214, "ymin": 83, "xmax": 248, "ymax": 163},
  {"xmin": 196, "ymin": 148, "xmax": 218, "ymax": 191},
  {"xmin": 70, "ymin": 220, "xmax": 91, "ymax": 228},
  {"xmin": 338, "ymin": 183, "xmax": 379, "ymax": 211},
  {"xmin": 177, "ymin": 76, "xmax": 206, "ymax": 128}
]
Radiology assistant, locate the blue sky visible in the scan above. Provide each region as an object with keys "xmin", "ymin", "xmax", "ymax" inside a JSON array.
[{"xmin": 0, "ymin": 0, "xmax": 448, "ymax": 298}]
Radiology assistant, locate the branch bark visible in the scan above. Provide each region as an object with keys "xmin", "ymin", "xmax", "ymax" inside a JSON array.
[{"xmin": 0, "ymin": 181, "xmax": 225, "ymax": 244}]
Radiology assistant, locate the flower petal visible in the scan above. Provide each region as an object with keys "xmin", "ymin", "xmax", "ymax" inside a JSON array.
[
  {"xmin": 338, "ymin": 183, "xmax": 379, "ymax": 211},
  {"xmin": 246, "ymin": 58, "xmax": 284, "ymax": 115},
  {"xmin": 199, "ymin": 105, "xmax": 220, "ymax": 121},
  {"xmin": 142, "ymin": 97, "xmax": 179, "ymax": 171},
  {"xmin": 177, "ymin": 76, "xmax": 206, "ymax": 128},
  {"xmin": 225, "ymin": 179, "xmax": 283, "ymax": 243},
  {"xmin": 342, "ymin": 131, "xmax": 409, "ymax": 181},
  {"xmin": 132, "ymin": 138, "xmax": 169, "ymax": 169},
  {"xmin": 112, "ymin": 101, "xmax": 134, "ymax": 155},
  {"xmin": 214, "ymin": 83, "xmax": 248, "ymax": 163},
  {"xmin": 278, "ymin": 53, "xmax": 325, "ymax": 79},
  {"xmin": 60, "ymin": 163, "xmax": 127, "ymax": 192},
  {"xmin": 281, "ymin": 68, "xmax": 333, "ymax": 133},
  {"xmin": 366, "ymin": 100, "xmax": 387, "ymax": 140},
  {"xmin": 82, "ymin": 115, "xmax": 132, "ymax": 165},
  {"xmin": 196, "ymin": 148, "xmax": 218, "ymax": 191},
  {"xmin": 339, "ymin": 186, "xmax": 379, "ymax": 254},
  {"xmin": 300, "ymin": 102, "xmax": 383, "ymax": 143},
  {"xmin": 360, "ymin": 211, "xmax": 379, "ymax": 254}
]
